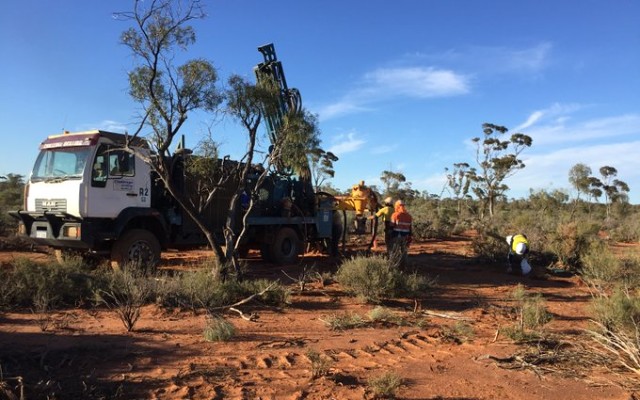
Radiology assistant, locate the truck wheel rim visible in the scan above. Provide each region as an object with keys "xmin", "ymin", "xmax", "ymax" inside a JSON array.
[{"xmin": 128, "ymin": 241, "xmax": 154, "ymax": 264}]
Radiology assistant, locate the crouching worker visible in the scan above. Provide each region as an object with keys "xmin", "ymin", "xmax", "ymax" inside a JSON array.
[
  {"xmin": 390, "ymin": 200, "xmax": 412, "ymax": 270},
  {"xmin": 506, "ymin": 234, "xmax": 532, "ymax": 276}
]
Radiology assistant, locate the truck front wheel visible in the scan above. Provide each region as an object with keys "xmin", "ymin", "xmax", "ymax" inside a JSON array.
[
  {"xmin": 111, "ymin": 229, "xmax": 161, "ymax": 272},
  {"xmin": 270, "ymin": 227, "xmax": 302, "ymax": 265}
]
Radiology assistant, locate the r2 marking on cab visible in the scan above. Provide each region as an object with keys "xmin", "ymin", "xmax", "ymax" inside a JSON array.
[{"xmin": 139, "ymin": 187, "xmax": 149, "ymax": 203}]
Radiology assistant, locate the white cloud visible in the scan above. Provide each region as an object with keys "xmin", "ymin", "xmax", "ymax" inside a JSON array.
[
  {"xmin": 371, "ymin": 144, "xmax": 398, "ymax": 155},
  {"xmin": 525, "ymin": 113, "xmax": 640, "ymax": 146},
  {"xmin": 318, "ymin": 101, "xmax": 370, "ymax": 121},
  {"xmin": 507, "ymin": 140, "xmax": 640, "ymax": 200},
  {"xmin": 514, "ymin": 111, "xmax": 544, "ymax": 131},
  {"xmin": 78, "ymin": 120, "xmax": 128, "ymax": 133},
  {"xmin": 364, "ymin": 67, "xmax": 469, "ymax": 98},
  {"xmin": 505, "ymin": 42, "xmax": 553, "ymax": 72},
  {"xmin": 414, "ymin": 172, "xmax": 448, "ymax": 195},
  {"xmin": 410, "ymin": 42, "xmax": 553, "ymax": 75},
  {"xmin": 514, "ymin": 103, "xmax": 585, "ymax": 131},
  {"xmin": 319, "ymin": 66, "xmax": 469, "ymax": 121},
  {"xmin": 328, "ymin": 132, "xmax": 366, "ymax": 155}
]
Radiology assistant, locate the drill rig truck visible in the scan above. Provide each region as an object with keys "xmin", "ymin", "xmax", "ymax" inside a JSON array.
[{"xmin": 10, "ymin": 44, "xmax": 381, "ymax": 268}]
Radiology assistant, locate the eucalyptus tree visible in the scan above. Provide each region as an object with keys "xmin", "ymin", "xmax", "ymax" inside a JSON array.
[
  {"xmin": 598, "ymin": 166, "xmax": 630, "ymax": 218},
  {"xmin": 380, "ymin": 170, "xmax": 418, "ymax": 201},
  {"xmin": 568, "ymin": 163, "xmax": 592, "ymax": 202},
  {"xmin": 310, "ymin": 149, "xmax": 339, "ymax": 191},
  {"xmin": 444, "ymin": 162, "xmax": 475, "ymax": 214},
  {"xmin": 117, "ymin": 0, "xmax": 327, "ymax": 277},
  {"xmin": 116, "ymin": 0, "xmax": 228, "ymax": 267},
  {"xmin": 467, "ymin": 123, "xmax": 532, "ymax": 218}
]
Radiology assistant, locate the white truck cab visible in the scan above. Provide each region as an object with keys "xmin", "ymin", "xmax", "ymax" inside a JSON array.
[{"xmin": 11, "ymin": 130, "xmax": 160, "ymax": 267}]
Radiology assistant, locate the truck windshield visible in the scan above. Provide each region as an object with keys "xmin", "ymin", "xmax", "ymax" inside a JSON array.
[{"xmin": 31, "ymin": 148, "xmax": 92, "ymax": 182}]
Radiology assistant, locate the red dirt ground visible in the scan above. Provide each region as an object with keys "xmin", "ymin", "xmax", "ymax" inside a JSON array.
[{"xmin": 0, "ymin": 236, "xmax": 638, "ymax": 399}]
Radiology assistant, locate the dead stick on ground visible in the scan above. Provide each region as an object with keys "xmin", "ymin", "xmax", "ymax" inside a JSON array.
[
  {"xmin": 492, "ymin": 325, "xmax": 500, "ymax": 343},
  {"xmin": 422, "ymin": 310, "xmax": 473, "ymax": 321},
  {"xmin": 209, "ymin": 281, "xmax": 278, "ymax": 321},
  {"xmin": 229, "ymin": 307, "xmax": 257, "ymax": 321}
]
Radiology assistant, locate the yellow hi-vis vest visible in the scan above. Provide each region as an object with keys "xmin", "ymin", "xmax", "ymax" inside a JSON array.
[{"xmin": 510, "ymin": 234, "xmax": 529, "ymax": 253}]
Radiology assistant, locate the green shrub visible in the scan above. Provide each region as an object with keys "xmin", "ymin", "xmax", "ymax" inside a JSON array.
[
  {"xmin": 154, "ymin": 268, "xmax": 288, "ymax": 312},
  {"xmin": 590, "ymin": 288, "xmax": 640, "ymax": 335},
  {"xmin": 336, "ymin": 255, "xmax": 435, "ymax": 303},
  {"xmin": 580, "ymin": 241, "xmax": 620, "ymax": 286},
  {"xmin": 609, "ymin": 213, "xmax": 640, "ymax": 242},
  {"xmin": 618, "ymin": 254, "xmax": 640, "ymax": 289},
  {"xmin": 7, "ymin": 257, "xmax": 101, "ymax": 308},
  {"xmin": 521, "ymin": 293, "xmax": 552, "ymax": 330},
  {"xmin": 471, "ymin": 227, "xmax": 505, "ymax": 263},
  {"xmin": 306, "ymin": 349, "xmax": 333, "ymax": 378},
  {"xmin": 368, "ymin": 306, "xmax": 396, "ymax": 323},
  {"xmin": 175, "ymin": 268, "xmax": 227, "ymax": 310},
  {"xmin": 588, "ymin": 286, "xmax": 640, "ymax": 375},
  {"xmin": 203, "ymin": 315, "xmax": 236, "ymax": 342},
  {"xmin": 442, "ymin": 321, "xmax": 475, "ymax": 343},
  {"xmin": 336, "ymin": 255, "xmax": 401, "ymax": 303},
  {"xmin": 545, "ymin": 221, "xmax": 599, "ymax": 269},
  {"xmin": 322, "ymin": 312, "xmax": 366, "ymax": 331},
  {"xmin": 98, "ymin": 268, "xmax": 152, "ymax": 332},
  {"xmin": 397, "ymin": 271, "xmax": 437, "ymax": 299},
  {"xmin": 239, "ymin": 278, "xmax": 290, "ymax": 307},
  {"xmin": 367, "ymin": 371, "xmax": 402, "ymax": 399},
  {"xmin": 506, "ymin": 285, "xmax": 552, "ymax": 341}
]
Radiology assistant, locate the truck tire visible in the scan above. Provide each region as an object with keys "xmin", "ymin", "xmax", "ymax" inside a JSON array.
[
  {"xmin": 111, "ymin": 229, "xmax": 161, "ymax": 272},
  {"xmin": 270, "ymin": 227, "xmax": 302, "ymax": 265}
]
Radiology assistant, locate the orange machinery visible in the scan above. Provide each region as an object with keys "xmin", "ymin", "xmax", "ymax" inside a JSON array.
[{"xmin": 326, "ymin": 181, "xmax": 381, "ymax": 250}]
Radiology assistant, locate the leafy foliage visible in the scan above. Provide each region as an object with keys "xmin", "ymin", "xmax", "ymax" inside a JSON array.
[
  {"xmin": 306, "ymin": 349, "xmax": 334, "ymax": 378},
  {"xmin": 335, "ymin": 255, "xmax": 402, "ymax": 303},
  {"xmin": 380, "ymin": 170, "xmax": 419, "ymax": 201},
  {"xmin": 367, "ymin": 371, "xmax": 403, "ymax": 399},
  {"xmin": 203, "ymin": 315, "xmax": 236, "ymax": 342},
  {"xmin": 0, "ymin": 174, "xmax": 24, "ymax": 235},
  {"xmin": 466, "ymin": 123, "xmax": 532, "ymax": 218},
  {"xmin": 309, "ymin": 148, "xmax": 338, "ymax": 190},
  {"xmin": 99, "ymin": 268, "xmax": 154, "ymax": 332},
  {"xmin": 335, "ymin": 255, "xmax": 435, "ymax": 303},
  {"xmin": 5, "ymin": 257, "xmax": 101, "ymax": 309}
]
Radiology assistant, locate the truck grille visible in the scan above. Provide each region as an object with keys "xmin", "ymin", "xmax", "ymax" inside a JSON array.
[{"xmin": 35, "ymin": 199, "xmax": 68, "ymax": 213}]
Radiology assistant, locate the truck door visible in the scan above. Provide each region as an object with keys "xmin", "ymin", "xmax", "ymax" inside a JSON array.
[{"xmin": 85, "ymin": 144, "xmax": 151, "ymax": 218}]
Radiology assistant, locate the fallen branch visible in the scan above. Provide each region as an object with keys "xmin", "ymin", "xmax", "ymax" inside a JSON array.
[
  {"xmin": 208, "ymin": 281, "xmax": 278, "ymax": 322},
  {"xmin": 586, "ymin": 321, "xmax": 640, "ymax": 376},
  {"xmin": 229, "ymin": 307, "xmax": 257, "ymax": 321},
  {"xmin": 421, "ymin": 309, "xmax": 473, "ymax": 321},
  {"xmin": 492, "ymin": 326, "xmax": 500, "ymax": 343}
]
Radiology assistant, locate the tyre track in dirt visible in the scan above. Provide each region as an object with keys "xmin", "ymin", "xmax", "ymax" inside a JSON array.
[{"xmin": 160, "ymin": 302, "xmax": 462, "ymax": 400}]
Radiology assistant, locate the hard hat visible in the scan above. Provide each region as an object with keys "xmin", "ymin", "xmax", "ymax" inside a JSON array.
[
  {"xmin": 384, "ymin": 197, "xmax": 393, "ymax": 205},
  {"xmin": 515, "ymin": 242, "xmax": 527, "ymax": 255},
  {"xmin": 395, "ymin": 199, "xmax": 404, "ymax": 207}
]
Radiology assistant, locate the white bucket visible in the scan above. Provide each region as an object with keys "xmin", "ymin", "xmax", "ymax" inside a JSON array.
[{"xmin": 521, "ymin": 259, "xmax": 532, "ymax": 275}]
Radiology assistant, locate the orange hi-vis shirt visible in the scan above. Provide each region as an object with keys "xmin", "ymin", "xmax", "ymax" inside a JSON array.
[{"xmin": 391, "ymin": 207, "xmax": 412, "ymax": 233}]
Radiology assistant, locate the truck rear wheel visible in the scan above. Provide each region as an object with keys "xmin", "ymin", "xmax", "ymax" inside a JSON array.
[
  {"xmin": 111, "ymin": 229, "xmax": 161, "ymax": 272},
  {"xmin": 270, "ymin": 227, "xmax": 302, "ymax": 265}
]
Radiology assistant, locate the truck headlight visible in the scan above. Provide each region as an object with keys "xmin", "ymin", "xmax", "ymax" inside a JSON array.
[{"xmin": 62, "ymin": 225, "xmax": 80, "ymax": 239}]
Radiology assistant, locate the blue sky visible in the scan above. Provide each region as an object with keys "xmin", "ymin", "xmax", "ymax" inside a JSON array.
[{"xmin": 1, "ymin": 1, "xmax": 639, "ymax": 203}]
